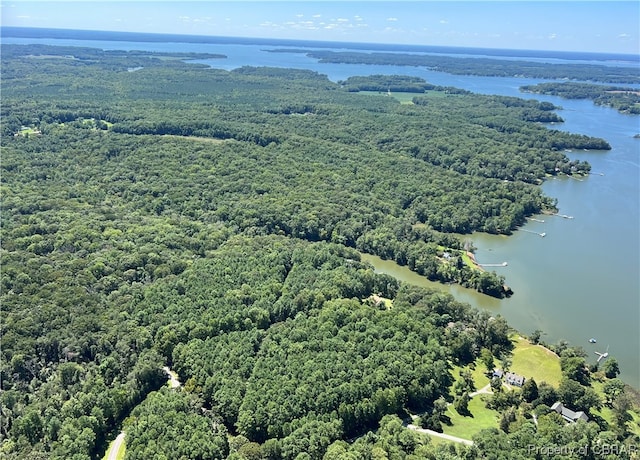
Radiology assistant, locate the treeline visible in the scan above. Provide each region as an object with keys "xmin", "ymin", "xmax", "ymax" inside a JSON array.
[
  {"xmin": 0, "ymin": 43, "xmax": 225, "ymax": 69},
  {"xmin": 294, "ymin": 49, "xmax": 640, "ymax": 84},
  {"xmin": 521, "ymin": 82, "xmax": 640, "ymax": 115}
]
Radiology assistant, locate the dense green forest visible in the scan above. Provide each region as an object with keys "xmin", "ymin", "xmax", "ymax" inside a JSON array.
[
  {"xmin": 2, "ymin": 44, "xmax": 635, "ymax": 459},
  {"xmin": 268, "ymin": 49, "xmax": 640, "ymax": 84},
  {"xmin": 521, "ymin": 82, "xmax": 640, "ymax": 115}
]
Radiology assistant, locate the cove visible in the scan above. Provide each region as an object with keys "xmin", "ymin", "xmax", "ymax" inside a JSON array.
[{"xmin": 360, "ymin": 252, "xmax": 503, "ymax": 311}]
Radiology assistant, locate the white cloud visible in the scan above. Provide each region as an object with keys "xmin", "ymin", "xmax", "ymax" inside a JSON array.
[
  {"xmin": 312, "ymin": 14, "xmax": 321, "ymax": 18},
  {"xmin": 440, "ymin": 20, "xmax": 449, "ymax": 24},
  {"xmin": 548, "ymin": 33, "xmax": 557, "ymax": 40},
  {"xmin": 337, "ymin": 18, "xmax": 349, "ymax": 23},
  {"xmin": 387, "ymin": 17, "xmax": 398, "ymax": 22}
]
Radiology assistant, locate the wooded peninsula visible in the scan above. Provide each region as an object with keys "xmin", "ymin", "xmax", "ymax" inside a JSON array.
[
  {"xmin": 2, "ymin": 44, "xmax": 637, "ymax": 460},
  {"xmin": 521, "ymin": 82, "xmax": 640, "ymax": 115},
  {"xmin": 268, "ymin": 48, "xmax": 640, "ymax": 84}
]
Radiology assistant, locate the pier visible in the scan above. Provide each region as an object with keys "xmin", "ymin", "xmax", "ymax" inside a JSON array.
[
  {"xmin": 479, "ymin": 262, "xmax": 508, "ymax": 267},
  {"xmin": 552, "ymin": 213, "xmax": 573, "ymax": 219},
  {"xmin": 522, "ymin": 229, "xmax": 546, "ymax": 237},
  {"xmin": 527, "ymin": 218, "xmax": 545, "ymax": 223}
]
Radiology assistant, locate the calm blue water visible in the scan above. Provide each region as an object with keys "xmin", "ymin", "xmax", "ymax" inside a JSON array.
[{"xmin": 3, "ymin": 33, "xmax": 639, "ymax": 387}]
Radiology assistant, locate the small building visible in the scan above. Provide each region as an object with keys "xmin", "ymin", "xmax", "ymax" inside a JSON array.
[
  {"xmin": 492, "ymin": 368, "xmax": 504, "ymax": 379},
  {"xmin": 551, "ymin": 402, "xmax": 589, "ymax": 423},
  {"xmin": 505, "ymin": 371, "xmax": 525, "ymax": 387}
]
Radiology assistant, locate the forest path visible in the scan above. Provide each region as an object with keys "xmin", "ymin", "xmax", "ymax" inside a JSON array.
[
  {"xmin": 103, "ymin": 367, "xmax": 181, "ymax": 460},
  {"xmin": 106, "ymin": 432, "xmax": 125, "ymax": 460},
  {"xmin": 407, "ymin": 424, "xmax": 474, "ymax": 445}
]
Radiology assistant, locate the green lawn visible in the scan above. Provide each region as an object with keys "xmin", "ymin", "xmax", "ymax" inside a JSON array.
[
  {"xmin": 425, "ymin": 434, "xmax": 460, "ymax": 447},
  {"xmin": 590, "ymin": 379, "xmax": 640, "ymax": 437},
  {"xmin": 470, "ymin": 363, "xmax": 491, "ymax": 389},
  {"xmin": 510, "ymin": 336, "xmax": 562, "ymax": 387},
  {"xmin": 358, "ymin": 90, "xmax": 417, "ymax": 104},
  {"xmin": 450, "ymin": 360, "xmax": 491, "ymax": 398},
  {"xmin": 460, "ymin": 251, "xmax": 481, "ymax": 271},
  {"xmin": 16, "ymin": 126, "xmax": 41, "ymax": 136},
  {"xmin": 443, "ymin": 395, "xmax": 499, "ymax": 440}
]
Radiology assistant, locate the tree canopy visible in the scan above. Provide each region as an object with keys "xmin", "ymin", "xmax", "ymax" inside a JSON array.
[{"xmin": 1, "ymin": 43, "xmax": 630, "ymax": 460}]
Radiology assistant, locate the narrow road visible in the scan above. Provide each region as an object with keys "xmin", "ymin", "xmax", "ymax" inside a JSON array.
[
  {"xmin": 104, "ymin": 367, "xmax": 181, "ymax": 459},
  {"xmin": 469, "ymin": 383, "xmax": 492, "ymax": 398},
  {"xmin": 106, "ymin": 432, "xmax": 125, "ymax": 460},
  {"xmin": 407, "ymin": 424, "xmax": 474, "ymax": 446},
  {"xmin": 163, "ymin": 366, "xmax": 182, "ymax": 389}
]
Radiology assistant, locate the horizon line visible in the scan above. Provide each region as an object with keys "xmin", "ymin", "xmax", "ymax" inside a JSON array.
[{"xmin": 2, "ymin": 25, "xmax": 639, "ymax": 60}]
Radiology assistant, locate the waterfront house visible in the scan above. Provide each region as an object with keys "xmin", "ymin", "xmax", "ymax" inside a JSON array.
[
  {"xmin": 551, "ymin": 402, "xmax": 589, "ymax": 423},
  {"xmin": 505, "ymin": 372, "xmax": 525, "ymax": 387}
]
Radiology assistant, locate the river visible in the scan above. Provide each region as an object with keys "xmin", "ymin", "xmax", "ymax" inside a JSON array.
[{"xmin": 4, "ymin": 35, "xmax": 639, "ymax": 387}]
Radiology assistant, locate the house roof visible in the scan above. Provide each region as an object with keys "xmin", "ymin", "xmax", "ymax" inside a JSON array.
[
  {"xmin": 551, "ymin": 402, "xmax": 589, "ymax": 423},
  {"xmin": 505, "ymin": 371, "xmax": 525, "ymax": 385}
]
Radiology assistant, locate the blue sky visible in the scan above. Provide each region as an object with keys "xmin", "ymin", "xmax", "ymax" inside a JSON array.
[{"xmin": 2, "ymin": 1, "xmax": 639, "ymax": 54}]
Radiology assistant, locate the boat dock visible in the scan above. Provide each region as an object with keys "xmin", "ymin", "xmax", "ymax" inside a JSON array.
[{"xmin": 522, "ymin": 229, "xmax": 546, "ymax": 237}]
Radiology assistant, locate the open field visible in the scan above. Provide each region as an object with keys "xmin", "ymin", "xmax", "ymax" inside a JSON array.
[
  {"xmin": 358, "ymin": 90, "xmax": 417, "ymax": 104},
  {"xmin": 510, "ymin": 335, "xmax": 562, "ymax": 387},
  {"xmin": 443, "ymin": 395, "xmax": 499, "ymax": 440},
  {"xmin": 590, "ymin": 379, "xmax": 640, "ymax": 437}
]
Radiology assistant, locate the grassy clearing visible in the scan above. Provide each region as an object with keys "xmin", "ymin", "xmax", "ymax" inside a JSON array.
[
  {"xmin": 510, "ymin": 335, "xmax": 562, "ymax": 387},
  {"xmin": 358, "ymin": 90, "xmax": 417, "ymax": 104},
  {"xmin": 425, "ymin": 434, "xmax": 459, "ymax": 447},
  {"xmin": 420, "ymin": 91, "xmax": 458, "ymax": 99},
  {"xmin": 470, "ymin": 363, "xmax": 491, "ymax": 390},
  {"xmin": 443, "ymin": 395, "xmax": 499, "ymax": 440},
  {"xmin": 590, "ymin": 379, "xmax": 640, "ymax": 437},
  {"xmin": 460, "ymin": 252, "xmax": 481, "ymax": 271},
  {"xmin": 16, "ymin": 126, "xmax": 42, "ymax": 137},
  {"xmin": 449, "ymin": 360, "xmax": 490, "ymax": 400},
  {"xmin": 387, "ymin": 92, "xmax": 417, "ymax": 104},
  {"xmin": 592, "ymin": 401, "xmax": 640, "ymax": 437}
]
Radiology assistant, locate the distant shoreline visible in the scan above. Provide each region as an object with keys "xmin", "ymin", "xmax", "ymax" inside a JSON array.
[{"xmin": 2, "ymin": 26, "xmax": 638, "ymax": 65}]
